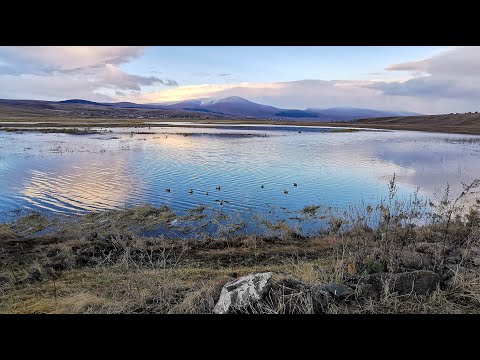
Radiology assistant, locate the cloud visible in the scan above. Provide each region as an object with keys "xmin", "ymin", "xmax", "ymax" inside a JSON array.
[
  {"xmin": 115, "ymin": 76, "xmax": 478, "ymax": 115},
  {"xmin": 2, "ymin": 46, "xmax": 480, "ymax": 114},
  {"xmin": 101, "ymin": 64, "xmax": 177, "ymax": 90},
  {"xmin": 371, "ymin": 47, "xmax": 480, "ymax": 102},
  {"xmin": 0, "ymin": 46, "xmax": 177, "ymax": 101},
  {"xmin": 0, "ymin": 46, "xmax": 145, "ymax": 74}
]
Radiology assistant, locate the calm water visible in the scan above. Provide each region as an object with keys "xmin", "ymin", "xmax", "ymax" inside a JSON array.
[{"xmin": 1, "ymin": 124, "xmax": 480, "ymax": 223}]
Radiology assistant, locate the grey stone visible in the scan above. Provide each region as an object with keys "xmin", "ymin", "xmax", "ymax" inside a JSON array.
[
  {"xmin": 310, "ymin": 285, "xmax": 332, "ymax": 314},
  {"xmin": 400, "ymin": 250, "xmax": 432, "ymax": 270},
  {"xmin": 272, "ymin": 278, "xmax": 309, "ymax": 294},
  {"xmin": 323, "ymin": 283, "xmax": 354, "ymax": 298},
  {"xmin": 269, "ymin": 279, "xmax": 332, "ymax": 314},
  {"xmin": 414, "ymin": 242, "xmax": 445, "ymax": 255},
  {"xmin": 388, "ymin": 270, "xmax": 440, "ymax": 295},
  {"xmin": 349, "ymin": 270, "xmax": 440, "ymax": 296},
  {"xmin": 354, "ymin": 283, "xmax": 379, "ymax": 300},
  {"xmin": 213, "ymin": 272, "xmax": 273, "ymax": 314}
]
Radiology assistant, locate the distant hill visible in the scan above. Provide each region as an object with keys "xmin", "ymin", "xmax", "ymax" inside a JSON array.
[
  {"xmin": 347, "ymin": 112, "xmax": 480, "ymax": 134},
  {"xmin": 275, "ymin": 110, "xmax": 319, "ymax": 118},
  {"xmin": 150, "ymin": 97, "xmax": 419, "ymax": 121},
  {"xmin": 60, "ymin": 99, "xmax": 110, "ymax": 106},
  {"xmin": 2, "ymin": 97, "xmax": 480, "ymax": 135},
  {"xmin": 0, "ymin": 99, "xmax": 225, "ymax": 121},
  {"xmin": 0, "ymin": 97, "xmax": 420, "ymax": 123},
  {"xmin": 305, "ymin": 107, "xmax": 420, "ymax": 121}
]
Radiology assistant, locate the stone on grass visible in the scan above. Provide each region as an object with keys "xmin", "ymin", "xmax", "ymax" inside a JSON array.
[
  {"xmin": 400, "ymin": 250, "xmax": 432, "ymax": 270},
  {"xmin": 213, "ymin": 272, "xmax": 273, "ymax": 314},
  {"xmin": 349, "ymin": 270, "xmax": 440, "ymax": 296},
  {"xmin": 323, "ymin": 283, "xmax": 354, "ymax": 298}
]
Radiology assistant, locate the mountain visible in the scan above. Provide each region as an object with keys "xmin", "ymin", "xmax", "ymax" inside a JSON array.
[
  {"xmin": 159, "ymin": 97, "xmax": 419, "ymax": 121},
  {"xmin": 0, "ymin": 97, "xmax": 420, "ymax": 122},
  {"xmin": 274, "ymin": 110, "xmax": 319, "ymax": 118},
  {"xmin": 305, "ymin": 107, "xmax": 421, "ymax": 121},
  {"xmin": 194, "ymin": 96, "xmax": 281, "ymax": 118},
  {"xmin": 60, "ymin": 99, "xmax": 110, "ymax": 106}
]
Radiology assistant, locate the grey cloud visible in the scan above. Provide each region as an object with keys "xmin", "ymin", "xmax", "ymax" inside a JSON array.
[
  {"xmin": 368, "ymin": 78, "xmax": 468, "ymax": 98},
  {"xmin": 102, "ymin": 65, "xmax": 178, "ymax": 91},
  {"xmin": 386, "ymin": 60, "xmax": 429, "ymax": 72},
  {"xmin": 0, "ymin": 47, "xmax": 177, "ymax": 101},
  {"xmin": 387, "ymin": 47, "xmax": 480, "ymax": 77},
  {"xmin": 162, "ymin": 78, "xmax": 178, "ymax": 86},
  {"xmin": 376, "ymin": 47, "xmax": 480, "ymax": 101},
  {"xmin": 219, "ymin": 73, "xmax": 231, "ymax": 77}
]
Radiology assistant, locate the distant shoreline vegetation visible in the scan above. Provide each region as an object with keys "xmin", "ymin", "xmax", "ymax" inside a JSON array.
[
  {"xmin": 0, "ymin": 126, "xmax": 362, "ymax": 136},
  {"xmin": 0, "ymin": 127, "xmax": 101, "ymax": 135}
]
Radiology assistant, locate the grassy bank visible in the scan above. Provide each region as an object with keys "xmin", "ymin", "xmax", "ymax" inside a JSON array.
[
  {"xmin": 2, "ymin": 113, "xmax": 480, "ymax": 135},
  {"xmin": 1, "ymin": 179, "xmax": 480, "ymax": 314}
]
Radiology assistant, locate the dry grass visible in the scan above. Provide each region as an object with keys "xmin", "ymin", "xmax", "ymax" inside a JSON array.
[
  {"xmin": 0, "ymin": 260, "xmax": 337, "ymax": 314},
  {"xmin": 0, "ymin": 224, "xmax": 16, "ymax": 240}
]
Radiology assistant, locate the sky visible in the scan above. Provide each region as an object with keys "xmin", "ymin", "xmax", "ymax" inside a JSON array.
[{"xmin": 1, "ymin": 46, "xmax": 479, "ymax": 114}]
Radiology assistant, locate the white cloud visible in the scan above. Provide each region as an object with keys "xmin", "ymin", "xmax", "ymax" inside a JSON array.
[
  {"xmin": 0, "ymin": 46, "xmax": 145, "ymax": 73},
  {"xmin": 0, "ymin": 46, "xmax": 177, "ymax": 101}
]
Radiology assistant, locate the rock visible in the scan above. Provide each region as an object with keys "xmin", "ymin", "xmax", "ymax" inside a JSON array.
[
  {"xmin": 213, "ymin": 272, "xmax": 273, "ymax": 314},
  {"xmin": 310, "ymin": 285, "xmax": 331, "ymax": 314},
  {"xmin": 323, "ymin": 283, "xmax": 354, "ymax": 298},
  {"xmin": 270, "ymin": 279, "xmax": 331, "ymax": 314},
  {"xmin": 389, "ymin": 271, "xmax": 440, "ymax": 295},
  {"xmin": 272, "ymin": 278, "xmax": 309, "ymax": 294},
  {"xmin": 414, "ymin": 242, "xmax": 445, "ymax": 256},
  {"xmin": 354, "ymin": 283, "xmax": 379, "ymax": 300},
  {"xmin": 348, "ymin": 270, "xmax": 440, "ymax": 296},
  {"xmin": 270, "ymin": 278, "xmax": 316, "ymax": 314},
  {"xmin": 473, "ymin": 257, "xmax": 480, "ymax": 267},
  {"xmin": 399, "ymin": 250, "xmax": 432, "ymax": 270}
]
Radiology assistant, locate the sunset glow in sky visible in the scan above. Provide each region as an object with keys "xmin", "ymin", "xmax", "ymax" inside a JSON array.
[{"xmin": 1, "ymin": 46, "xmax": 479, "ymax": 114}]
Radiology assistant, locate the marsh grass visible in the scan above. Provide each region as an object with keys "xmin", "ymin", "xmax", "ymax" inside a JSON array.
[{"xmin": 0, "ymin": 127, "xmax": 99, "ymax": 135}]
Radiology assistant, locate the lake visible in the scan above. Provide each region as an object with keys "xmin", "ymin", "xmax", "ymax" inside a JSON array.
[{"xmin": 1, "ymin": 124, "xmax": 480, "ymax": 228}]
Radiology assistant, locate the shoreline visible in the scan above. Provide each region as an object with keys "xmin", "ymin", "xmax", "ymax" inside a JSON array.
[{"xmin": 1, "ymin": 117, "xmax": 480, "ymax": 136}]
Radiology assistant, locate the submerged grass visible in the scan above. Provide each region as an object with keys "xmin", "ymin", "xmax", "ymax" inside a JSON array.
[{"xmin": 0, "ymin": 127, "xmax": 99, "ymax": 135}]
